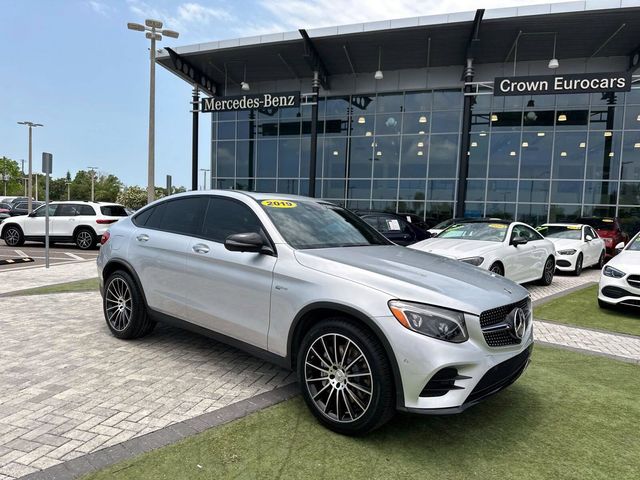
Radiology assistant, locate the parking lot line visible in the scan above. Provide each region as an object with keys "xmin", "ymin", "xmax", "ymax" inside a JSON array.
[
  {"xmin": 65, "ymin": 252, "xmax": 84, "ymax": 260},
  {"xmin": 15, "ymin": 249, "xmax": 28, "ymax": 257}
]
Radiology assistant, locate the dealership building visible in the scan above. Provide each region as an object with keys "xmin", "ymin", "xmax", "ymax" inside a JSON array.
[{"xmin": 158, "ymin": 1, "xmax": 640, "ymax": 231}]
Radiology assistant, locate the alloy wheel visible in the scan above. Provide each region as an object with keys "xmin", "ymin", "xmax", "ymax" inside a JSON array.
[
  {"xmin": 575, "ymin": 255, "xmax": 583, "ymax": 276},
  {"xmin": 304, "ymin": 333, "xmax": 373, "ymax": 423},
  {"xmin": 77, "ymin": 231, "xmax": 93, "ymax": 249},
  {"xmin": 105, "ymin": 277, "xmax": 132, "ymax": 332},
  {"xmin": 5, "ymin": 228, "xmax": 19, "ymax": 246},
  {"xmin": 544, "ymin": 258, "xmax": 554, "ymax": 283}
]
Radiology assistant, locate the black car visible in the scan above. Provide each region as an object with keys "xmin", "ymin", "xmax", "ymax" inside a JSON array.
[
  {"xmin": 10, "ymin": 201, "xmax": 44, "ymax": 216},
  {"xmin": 357, "ymin": 211, "xmax": 431, "ymax": 245}
]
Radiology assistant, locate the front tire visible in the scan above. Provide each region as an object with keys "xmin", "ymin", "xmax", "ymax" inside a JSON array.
[
  {"xmin": 103, "ymin": 271, "xmax": 155, "ymax": 339},
  {"xmin": 573, "ymin": 254, "xmax": 583, "ymax": 276},
  {"xmin": 75, "ymin": 228, "xmax": 96, "ymax": 250},
  {"xmin": 538, "ymin": 256, "xmax": 555, "ymax": 286},
  {"xmin": 297, "ymin": 318, "xmax": 395, "ymax": 436},
  {"xmin": 3, "ymin": 225, "xmax": 24, "ymax": 247},
  {"xmin": 595, "ymin": 250, "xmax": 606, "ymax": 269}
]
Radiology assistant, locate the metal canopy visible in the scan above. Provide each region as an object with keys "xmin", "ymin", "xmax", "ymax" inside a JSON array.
[{"xmin": 157, "ymin": 6, "xmax": 640, "ymax": 91}]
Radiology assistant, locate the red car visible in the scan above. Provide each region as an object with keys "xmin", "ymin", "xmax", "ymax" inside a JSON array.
[{"xmin": 578, "ymin": 217, "xmax": 629, "ymax": 257}]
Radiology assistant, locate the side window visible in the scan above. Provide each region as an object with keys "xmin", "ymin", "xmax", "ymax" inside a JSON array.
[
  {"xmin": 76, "ymin": 204, "xmax": 96, "ymax": 216},
  {"xmin": 201, "ymin": 197, "xmax": 263, "ymax": 243},
  {"xmin": 133, "ymin": 207, "xmax": 154, "ymax": 227},
  {"xmin": 380, "ymin": 216, "xmax": 403, "ymax": 233},
  {"xmin": 362, "ymin": 216, "xmax": 380, "ymax": 229},
  {"xmin": 55, "ymin": 204, "xmax": 78, "ymax": 216},
  {"xmin": 522, "ymin": 225, "xmax": 543, "ymax": 241},
  {"xmin": 588, "ymin": 227, "xmax": 598, "ymax": 239},
  {"xmin": 161, "ymin": 197, "xmax": 208, "ymax": 236},
  {"xmin": 34, "ymin": 205, "xmax": 57, "ymax": 217}
]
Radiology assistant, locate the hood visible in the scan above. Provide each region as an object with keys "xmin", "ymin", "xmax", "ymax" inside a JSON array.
[
  {"xmin": 547, "ymin": 238, "xmax": 581, "ymax": 251},
  {"xmin": 408, "ymin": 237, "xmax": 501, "ymax": 259},
  {"xmin": 294, "ymin": 245, "xmax": 528, "ymax": 316},
  {"xmin": 608, "ymin": 250, "xmax": 640, "ymax": 271}
]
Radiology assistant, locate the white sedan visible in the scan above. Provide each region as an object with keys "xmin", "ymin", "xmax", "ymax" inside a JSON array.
[
  {"xmin": 537, "ymin": 223, "xmax": 606, "ymax": 276},
  {"xmin": 598, "ymin": 232, "xmax": 640, "ymax": 309},
  {"xmin": 409, "ymin": 220, "xmax": 556, "ymax": 285}
]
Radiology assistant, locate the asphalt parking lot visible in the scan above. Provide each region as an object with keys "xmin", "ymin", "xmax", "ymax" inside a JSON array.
[{"xmin": 0, "ymin": 242, "xmax": 99, "ymax": 270}]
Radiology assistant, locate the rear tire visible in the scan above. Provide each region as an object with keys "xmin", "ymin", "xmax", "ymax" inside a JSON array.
[
  {"xmin": 538, "ymin": 256, "xmax": 555, "ymax": 286},
  {"xmin": 3, "ymin": 225, "xmax": 24, "ymax": 247},
  {"xmin": 75, "ymin": 228, "xmax": 96, "ymax": 250},
  {"xmin": 297, "ymin": 318, "xmax": 395, "ymax": 436},
  {"xmin": 573, "ymin": 254, "xmax": 583, "ymax": 276},
  {"xmin": 595, "ymin": 250, "xmax": 606, "ymax": 269},
  {"xmin": 103, "ymin": 271, "xmax": 155, "ymax": 339}
]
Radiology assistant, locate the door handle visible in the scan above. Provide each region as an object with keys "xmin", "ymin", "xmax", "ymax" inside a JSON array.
[
  {"xmin": 136, "ymin": 234, "xmax": 149, "ymax": 242},
  {"xmin": 192, "ymin": 243, "xmax": 210, "ymax": 254}
]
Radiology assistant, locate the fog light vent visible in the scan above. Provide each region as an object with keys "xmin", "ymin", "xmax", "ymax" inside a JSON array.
[{"xmin": 419, "ymin": 368, "xmax": 470, "ymax": 397}]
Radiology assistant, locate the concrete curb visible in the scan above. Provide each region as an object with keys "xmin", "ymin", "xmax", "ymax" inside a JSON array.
[
  {"xmin": 535, "ymin": 340, "xmax": 640, "ymax": 365},
  {"xmin": 20, "ymin": 383, "xmax": 300, "ymax": 480},
  {"xmin": 532, "ymin": 281, "xmax": 597, "ymax": 307}
]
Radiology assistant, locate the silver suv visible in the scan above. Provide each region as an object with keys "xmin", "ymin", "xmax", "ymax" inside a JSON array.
[{"xmin": 97, "ymin": 191, "xmax": 533, "ymax": 435}]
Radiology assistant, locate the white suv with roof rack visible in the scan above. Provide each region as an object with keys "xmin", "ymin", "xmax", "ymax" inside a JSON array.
[{"xmin": 0, "ymin": 201, "xmax": 128, "ymax": 250}]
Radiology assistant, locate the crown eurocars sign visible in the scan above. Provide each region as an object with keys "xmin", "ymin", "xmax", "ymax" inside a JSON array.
[
  {"xmin": 200, "ymin": 92, "xmax": 300, "ymax": 112},
  {"xmin": 494, "ymin": 72, "xmax": 631, "ymax": 96}
]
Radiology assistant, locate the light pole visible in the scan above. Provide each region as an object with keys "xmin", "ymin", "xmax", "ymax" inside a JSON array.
[
  {"xmin": 20, "ymin": 159, "xmax": 26, "ymax": 196},
  {"xmin": 65, "ymin": 181, "xmax": 72, "ymax": 200},
  {"xmin": 17, "ymin": 121, "xmax": 43, "ymax": 213},
  {"xmin": 200, "ymin": 168, "xmax": 210, "ymax": 190},
  {"xmin": 127, "ymin": 19, "xmax": 179, "ymax": 205},
  {"xmin": 88, "ymin": 166, "xmax": 98, "ymax": 201}
]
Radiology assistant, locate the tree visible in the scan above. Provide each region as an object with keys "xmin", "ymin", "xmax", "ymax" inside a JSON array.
[
  {"xmin": 117, "ymin": 186, "xmax": 148, "ymax": 210},
  {"xmin": 95, "ymin": 174, "xmax": 122, "ymax": 202},
  {"xmin": 0, "ymin": 157, "xmax": 24, "ymax": 196}
]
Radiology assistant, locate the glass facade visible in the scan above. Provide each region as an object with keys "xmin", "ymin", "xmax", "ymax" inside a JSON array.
[{"xmin": 212, "ymin": 87, "xmax": 640, "ymax": 232}]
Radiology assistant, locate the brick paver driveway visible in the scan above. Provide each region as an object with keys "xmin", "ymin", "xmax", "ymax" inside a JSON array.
[{"xmin": 0, "ymin": 292, "xmax": 293, "ymax": 479}]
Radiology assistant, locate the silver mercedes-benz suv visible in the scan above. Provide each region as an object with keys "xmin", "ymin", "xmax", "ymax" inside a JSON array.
[{"xmin": 97, "ymin": 191, "xmax": 533, "ymax": 435}]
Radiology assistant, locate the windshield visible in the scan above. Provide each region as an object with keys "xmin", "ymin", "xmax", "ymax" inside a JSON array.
[
  {"xmin": 259, "ymin": 200, "xmax": 390, "ymax": 249},
  {"xmin": 100, "ymin": 205, "xmax": 128, "ymax": 217},
  {"xmin": 579, "ymin": 218, "xmax": 615, "ymax": 231},
  {"xmin": 537, "ymin": 225, "xmax": 582, "ymax": 240},
  {"xmin": 628, "ymin": 234, "xmax": 640, "ymax": 251},
  {"xmin": 439, "ymin": 222, "xmax": 509, "ymax": 242},
  {"xmin": 433, "ymin": 219, "xmax": 454, "ymax": 230}
]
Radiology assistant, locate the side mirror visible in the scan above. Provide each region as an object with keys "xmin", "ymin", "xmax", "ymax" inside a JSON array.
[
  {"xmin": 224, "ymin": 232, "xmax": 268, "ymax": 253},
  {"xmin": 511, "ymin": 235, "xmax": 528, "ymax": 247},
  {"xmin": 585, "ymin": 235, "xmax": 593, "ymax": 242},
  {"xmin": 28, "ymin": 211, "xmax": 36, "ymax": 217},
  {"xmin": 615, "ymin": 242, "xmax": 625, "ymax": 253}
]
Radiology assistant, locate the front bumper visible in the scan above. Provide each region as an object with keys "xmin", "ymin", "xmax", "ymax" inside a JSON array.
[
  {"xmin": 376, "ymin": 311, "xmax": 534, "ymax": 413},
  {"xmin": 598, "ymin": 273, "xmax": 640, "ymax": 307}
]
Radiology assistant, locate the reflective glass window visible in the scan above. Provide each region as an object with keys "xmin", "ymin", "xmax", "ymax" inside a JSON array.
[
  {"xmin": 489, "ymin": 133, "xmax": 520, "ymax": 178},
  {"xmin": 216, "ymin": 141, "xmax": 235, "ymax": 177},
  {"xmin": 404, "ymin": 91, "xmax": 431, "ymax": 111},
  {"xmin": 428, "ymin": 180, "xmax": 455, "ymax": 201},
  {"xmin": 553, "ymin": 132, "xmax": 587, "ymax": 179},
  {"xmin": 551, "ymin": 181, "xmax": 583, "ymax": 204},
  {"xmin": 586, "ymin": 132, "xmax": 621, "ymax": 180},
  {"xmin": 349, "ymin": 137, "xmax": 374, "ymax": 178},
  {"xmin": 278, "ymin": 138, "xmax": 300, "ymax": 177},
  {"xmin": 621, "ymin": 131, "xmax": 640, "ymax": 180},
  {"xmin": 487, "ymin": 180, "xmax": 517, "ymax": 202},
  {"xmin": 323, "ymin": 138, "xmax": 347, "ymax": 178},
  {"xmin": 518, "ymin": 180, "xmax": 549, "ymax": 203},
  {"xmin": 430, "ymin": 111, "xmax": 461, "ymax": 133},
  {"xmin": 377, "ymin": 93, "xmax": 404, "ymax": 113},
  {"xmin": 584, "ymin": 181, "xmax": 618, "ymax": 205},
  {"xmin": 429, "ymin": 134, "xmax": 458, "ymax": 178},
  {"xmin": 373, "ymin": 137, "xmax": 400, "ymax": 178},
  {"xmin": 398, "ymin": 180, "xmax": 426, "ymax": 201},
  {"xmin": 520, "ymin": 132, "xmax": 552, "ymax": 178},
  {"xmin": 257, "ymin": 140, "xmax": 277, "ymax": 177},
  {"xmin": 465, "ymin": 180, "xmax": 486, "ymax": 202},
  {"xmin": 400, "ymin": 136, "xmax": 428, "ymax": 178}
]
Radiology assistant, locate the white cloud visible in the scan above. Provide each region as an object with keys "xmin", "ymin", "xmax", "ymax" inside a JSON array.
[
  {"xmin": 253, "ymin": 0, "xmax": 553, "ymax": 32},
  {"xmin": 87, "ymin": 0, "xmax": 112, "ymax": 17},
  {"xmin": 127, "ymin": 1, "xmax": 233, "ymax": 40}
]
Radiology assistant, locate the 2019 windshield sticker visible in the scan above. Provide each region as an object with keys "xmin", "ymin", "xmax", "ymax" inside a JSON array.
[
  {"xmin": 261, "ymin": 200, "xmax": 297, "ymax": 208},
  {"xmin": 489, "ymin": 224, "xmax": 507, "ymax": 229}
]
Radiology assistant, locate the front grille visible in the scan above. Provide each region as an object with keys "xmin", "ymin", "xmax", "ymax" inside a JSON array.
[
  {"xmin": 602, "ymin": 286, "xmax": 634, "ymax": 299},
  {"xmin": 621, "ymin": 299, "xmax": 640, "ymax": 307},
  {"xmin": 479, "ymin": 297, "xmax": 531, "ymax": 347},
  {"xmin": 556, "ymin": 260, "xmax": 571, "ymax": 267},
  {"xmin": 419, "ymin": 368, "xmax": 470, "ymax": 397},
  {"xmin": 465, "ymin": 345, "xmax": 532, "ymax": 405},
  {"xmin": 627, "ymin": 275, "xmax": 640, "ymax": 289}
]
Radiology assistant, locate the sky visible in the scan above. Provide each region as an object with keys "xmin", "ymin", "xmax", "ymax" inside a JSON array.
[{"xmin": 1, "ymin": 0, "xmax": 552, "ymax": 188}]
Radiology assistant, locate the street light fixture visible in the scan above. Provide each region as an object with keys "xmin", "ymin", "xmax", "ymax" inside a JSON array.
[
  {"xmin": 17, "ymin": 121, "xmax": 43, "ymax": 213},
  {"xmin": 88, "ymin": 166, "xmax": 99, "ymax": 201},
  {"xmin": 127, "ymin": 18, "xmax": 180, "ymax": 205},
  {"xmin": 200, "ymin": 168, "xmax": 210, "ymax": 190}
]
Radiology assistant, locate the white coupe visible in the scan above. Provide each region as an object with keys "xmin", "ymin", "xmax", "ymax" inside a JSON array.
[
  {"xmin": 598, "ymin": 232, "xmax": 640, "ymax": 309},
  {"xmin": 537, "ymin": 223, "xmax": 606, "ymax": 276},
  {"xmin": 409, "ymin": 220, "xmax": 556, "ymax": 285}
]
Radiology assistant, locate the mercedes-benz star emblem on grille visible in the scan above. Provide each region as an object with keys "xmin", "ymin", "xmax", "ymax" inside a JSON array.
[{"xmin": 507, "ymin": 307, "xmax": 527, "ymax": 340}]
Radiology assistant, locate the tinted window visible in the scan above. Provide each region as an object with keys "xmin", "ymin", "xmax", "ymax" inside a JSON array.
[
  {"xmin": 56, "ymin": 204, "xmax": 78, "ymax": 216},
  {"xmin": 133, "ymin": 207, "xmax": 154, "ymax": 227},
  {"xmin": 440, "ymin": 222, "xmax": 508, "ymax": 242},
  {"xmin": 202, "ymin": 197, "xmax": 263, "ymax": 243},
  {"xmin": 77, "ymin": 205, "xmax": 96, "ymax": 215},
  {"xmin": 100, "ymin": 205, "xmax": 128, "ymax": 217},
  {"xmin": 538, "ymin": 225, "xmax": 582, "ymax": 240},
  {"xmin": 33, "ymin": 205, "xmax": 57, "ymax": 217},
  {"xmin": 161, "ymin": 197, "xmax": 207, "ymax": 236}
]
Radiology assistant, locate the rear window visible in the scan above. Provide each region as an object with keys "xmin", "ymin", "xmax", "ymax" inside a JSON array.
[{"xmin": 100, "ymin": 205, "xmax": 128, "ymax": 217}]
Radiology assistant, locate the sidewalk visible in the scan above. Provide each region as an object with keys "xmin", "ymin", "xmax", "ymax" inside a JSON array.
[{"xmin": 0, "ymin": 262, "xmax": 98, "ymax": 295}]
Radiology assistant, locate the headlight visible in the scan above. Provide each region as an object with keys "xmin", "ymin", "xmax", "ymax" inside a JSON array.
[
  {"xmin": 388, "ymin": 300, "xmax": 468, "ymax": 343},
  {"xmin": 603, "ymin": 265, "xmax": 625, "ymax": 278},
  {"xmin": 558, "ymin": 249, "xmax": 577, "ymax": 255},
  {"xmin": 459, "ymin": 256, "xmax": 484, "ymax": 266}
]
